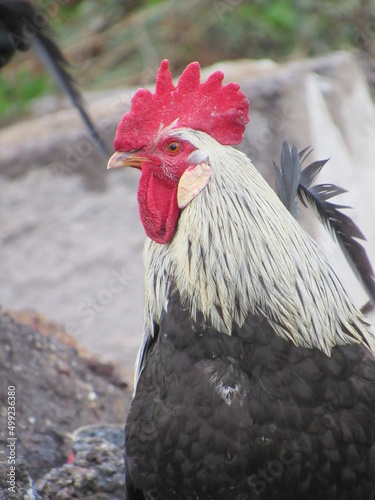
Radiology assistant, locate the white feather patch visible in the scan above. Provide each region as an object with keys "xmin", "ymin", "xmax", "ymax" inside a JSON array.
[
  {"xmin": 177, "ymin": 162, "xmax": 211, "ymax": 209},
  {"xmin": 142, "ymin": 129, "xmax": 375, "ymax": 363}
]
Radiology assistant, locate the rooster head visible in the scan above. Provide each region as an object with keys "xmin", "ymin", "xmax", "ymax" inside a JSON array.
[{"xmin": 108, "ymin": 59, "xmax": 249, "ymax": 244}]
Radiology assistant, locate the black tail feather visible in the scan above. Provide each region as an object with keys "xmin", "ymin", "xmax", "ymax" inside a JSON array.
[
  {"xmin": 0, "ymin": 0, "xmax": 109, "ymax": 157},
  {"xmin": 274, "ymin": 141, "xmax": 300, "ymax": 218},
  {"xmin": 275, "ymin": 141, "xmax": 375, "ymax": 311}
]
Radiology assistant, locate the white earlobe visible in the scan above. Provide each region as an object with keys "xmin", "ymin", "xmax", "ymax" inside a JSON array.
[{"xmin": 177, "ymin": 162, "xmax": 212, "ymax": 209}]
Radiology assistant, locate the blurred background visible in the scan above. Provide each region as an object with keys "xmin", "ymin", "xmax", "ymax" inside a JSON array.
[
  {"xmin": 1, "ymin": 0, "xmax": 375, "ymax": 381},
  {"xmin": 1, "ymin": 0, "xmax": 375, "ymax": 116}
]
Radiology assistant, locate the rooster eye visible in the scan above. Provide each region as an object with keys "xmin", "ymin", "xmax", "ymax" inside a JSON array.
[{"xmin": 166, "ymin": 142, "xmax": 181, "ymax": 154}]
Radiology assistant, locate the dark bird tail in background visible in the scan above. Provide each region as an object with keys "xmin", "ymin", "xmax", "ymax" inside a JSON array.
[
  {"xmin": 275, "ymin": 141, "xmax": 375, "ymax": 311},
  {"xmin": 0, "ymin": 0, "xmax": 109, "ymax": 157}
]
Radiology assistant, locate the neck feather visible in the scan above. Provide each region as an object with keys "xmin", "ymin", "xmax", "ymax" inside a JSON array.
[{"xmin": 142, "ymin": 129, "xmax": 375, "ymax": 356}]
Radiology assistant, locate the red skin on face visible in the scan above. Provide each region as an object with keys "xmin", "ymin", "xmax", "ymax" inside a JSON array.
[{"xmin": 131, "ymin": 138, "xmax": 196, "ymax": 244}]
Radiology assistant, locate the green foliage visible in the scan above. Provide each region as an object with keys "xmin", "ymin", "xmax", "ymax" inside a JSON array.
[
  {"xmin": 206, "ymin": 0, "xmax": 374, "ymax": 61},
  {"xmin": 206, "ymin": 1, "xmax": 298, "ymax": 60},
  {"xmin": 1, "ymin": 0, "xmax": 374, "ymax": 121},
  {"xmin": 0, "ymin": 70, "xmax": 52, "ymax": 117}
]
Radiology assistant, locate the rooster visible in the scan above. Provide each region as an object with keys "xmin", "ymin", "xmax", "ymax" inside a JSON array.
[{"xmin": 108, "ymin": 60, "xmax": 375, "ymax": 500}]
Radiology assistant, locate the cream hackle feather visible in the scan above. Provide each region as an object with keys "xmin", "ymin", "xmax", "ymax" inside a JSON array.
[{"xmin": 136, "ymin": 128, "xmax": 375, "ymax": 386}]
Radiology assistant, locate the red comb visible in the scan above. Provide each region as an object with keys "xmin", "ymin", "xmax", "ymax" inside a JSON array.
[{"xmin": 114, "ymin": 60, "xmax": 249, "ymax": 150}]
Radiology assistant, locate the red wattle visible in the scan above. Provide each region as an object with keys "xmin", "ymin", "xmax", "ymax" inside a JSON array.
[{"xmin": 137, "ymin": 167, "xmax": 180, "ymax": 244}]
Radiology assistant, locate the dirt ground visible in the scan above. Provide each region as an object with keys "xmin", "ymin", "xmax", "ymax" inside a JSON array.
[{"xmin": 0, "ymin": 310, "xmax": 131, "ymax": 498}]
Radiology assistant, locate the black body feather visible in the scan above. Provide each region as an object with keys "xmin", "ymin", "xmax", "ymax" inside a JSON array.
[
  {"xmin": 125, "ymin": 291, "xmax": 375, "ymax": 499},
  {"xmin": 275, "ymin": 141, "xmax": 375, "ymax": 309},
  {"xmin": 0, "ymin": 0, "xmax": 108, "ymax": 156}
]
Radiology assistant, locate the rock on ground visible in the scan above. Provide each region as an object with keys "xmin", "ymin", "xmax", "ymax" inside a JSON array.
[
  {"xmin": 35, "ymin": 436, "xmax": 125, "ymax": 500},
  {"xmin": 0, "ymin": 311, "xmax": 130, "ymax": 498}
]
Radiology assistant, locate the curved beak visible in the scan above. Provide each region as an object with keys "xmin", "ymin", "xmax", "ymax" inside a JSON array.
[{"xmin": 107, "ymin": 151, "xmax": 146, "ymax": 170}]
